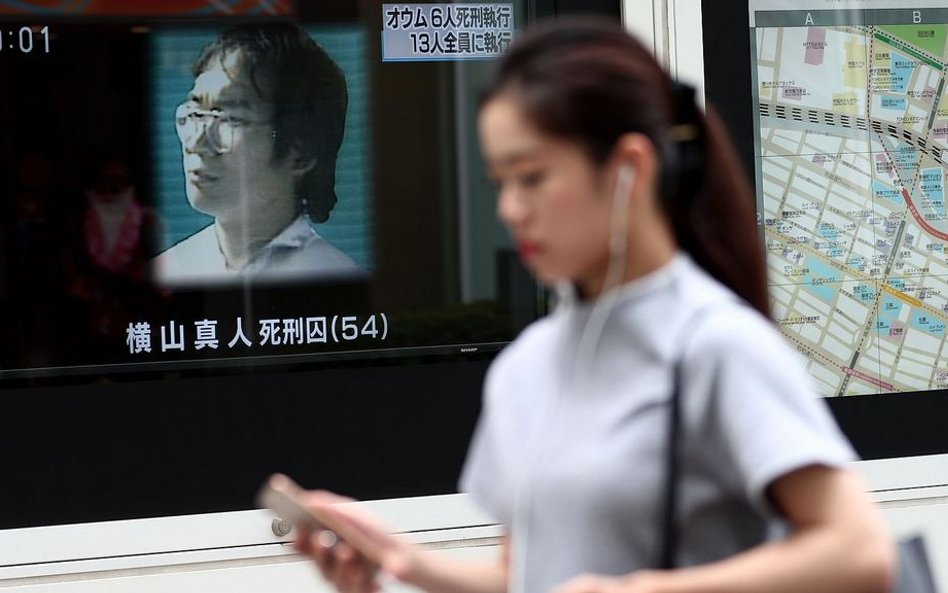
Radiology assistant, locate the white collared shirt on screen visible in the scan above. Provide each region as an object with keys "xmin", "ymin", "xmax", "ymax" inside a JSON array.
[{"xmin": 153, "ymin": 215, "xmax": 364, "ymax": 286}]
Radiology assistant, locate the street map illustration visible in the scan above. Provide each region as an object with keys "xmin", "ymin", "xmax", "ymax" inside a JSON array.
[{"xmin": 752, "ymin": 5, "xmax": 948, "ymax": 396}]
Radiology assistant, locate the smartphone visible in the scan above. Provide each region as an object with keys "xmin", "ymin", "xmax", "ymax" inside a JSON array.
[
  {"xmin": 256, "ymin": 473, "xmax": 328, "ymax": 532},
  {"xmin": 257, "ymin": 474, "xmax": 392, "ymax": 588}
]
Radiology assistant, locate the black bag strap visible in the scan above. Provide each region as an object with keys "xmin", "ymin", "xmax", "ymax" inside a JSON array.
[
  {"xmin": 659, "ymin": 358, "xmax": 685, "ymax": 569},
  {"xmin": 658, "ymin": 306, "xmax": 718, "ymax": 570},
  {"xmin": 894, "ymin": 535, "xmax": 938, "ymax": 593}
]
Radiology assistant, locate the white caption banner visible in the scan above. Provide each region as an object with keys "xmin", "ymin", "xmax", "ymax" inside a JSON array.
[{"xmin": 382, "ymin": 3, "xmax": 515, "ymax": 61}]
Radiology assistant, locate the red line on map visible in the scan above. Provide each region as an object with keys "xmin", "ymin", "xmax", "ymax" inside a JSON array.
[
  {"xmin": 842, "ymin": 366, "xmax": 894, "ymax": 391},
  {"xmin": 901, "ymin": 188, "xmax": 948, "ymax": 241}
]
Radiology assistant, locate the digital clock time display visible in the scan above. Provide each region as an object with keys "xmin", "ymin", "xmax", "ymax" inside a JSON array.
[{"xmin": 1, "ymin": 26, "xmax": 50, "ymax": 53}]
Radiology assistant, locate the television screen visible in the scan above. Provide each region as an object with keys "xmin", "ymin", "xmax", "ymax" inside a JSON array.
[
  {"xmin": 0, "ymin": 2, "xmax": 542, "ymax": 387},
  {"xmin": 0, "ymin": 0, "xmax": 611, "ymax": 529}
]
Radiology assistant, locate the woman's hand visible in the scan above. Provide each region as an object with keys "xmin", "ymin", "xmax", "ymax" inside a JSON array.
[
  {"xmin": 551, "ymin": 571, "xmax": 665, "ymax": 593},
  {"xmin": 293, "ymin": 490, "xmax": 422, "ymax": 593}
]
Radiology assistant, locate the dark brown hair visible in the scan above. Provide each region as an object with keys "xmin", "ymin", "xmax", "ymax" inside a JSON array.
[{"xmin": 484, "ymin": 19, "xmax": 769, "ymax": 318}]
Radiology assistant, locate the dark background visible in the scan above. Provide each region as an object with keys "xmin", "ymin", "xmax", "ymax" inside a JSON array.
[
  {"xmin": 0, "ymin": 359, "xmax": 490, "ymax": 528},
  {"xmin": 0, "ymin": 0, "xmax": 621, "ymax": 530},
  {"xmin": 702, "ymin": 2, "xmax": 948, "ymax": 461}
]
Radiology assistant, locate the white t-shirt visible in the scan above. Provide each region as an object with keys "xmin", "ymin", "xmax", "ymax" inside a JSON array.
[
  {"xmin": 460, "ymin": 253, "xmax": 855, "ymax": 593},
  {"xmin": 153, "ymin": 215, "xmax": 364, "ymax": 286}
]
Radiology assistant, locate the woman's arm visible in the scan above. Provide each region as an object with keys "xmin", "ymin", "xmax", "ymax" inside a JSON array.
[
  {"xmin": 295, "ymin": 490, "xmax": 509, "ymax": 593},
  {"xmin": 399, "ymin": 538, "xmax": 510, "ymax": 593},
  {"xmin": 553, "ymin": 465, "xmax": 896, "ymax": 593}
]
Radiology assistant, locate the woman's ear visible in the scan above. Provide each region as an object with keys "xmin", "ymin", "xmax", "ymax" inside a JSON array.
[
  {"xmin": 614, "ymin": 133, "xmax": 658, "ymax": 176},
  {"xmin": 612, "ymin": 132, "xmax": 660, "ymax": 203}
]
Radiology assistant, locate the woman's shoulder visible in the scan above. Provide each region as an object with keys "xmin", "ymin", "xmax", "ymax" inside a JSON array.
[
  {"xmin": 498, "ymin": 314, "xmax": 559, "ymax": 360},
  {"xmin": 670, "ymin": 264, "xmax": 803, "ymax": 376},
  {"xmin": 678, "ymin": 298, "xmax": 822, "ymax": 421},
  {"xmin": 691, "ymin": 299, "xmax": 798, "ymax": 365},
  {"xmin": 484, "ymin": 315, "xmax": 560, "ymax": 389}
]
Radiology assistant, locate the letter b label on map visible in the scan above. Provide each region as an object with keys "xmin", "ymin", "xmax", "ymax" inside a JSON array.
[{"xmin": 914, "ymin": 10, "xmax": 922, "ymax": 23}]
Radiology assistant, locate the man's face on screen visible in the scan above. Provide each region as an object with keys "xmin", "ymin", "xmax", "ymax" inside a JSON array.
[{"xmin": 178, "ymin": 50, "xmax": 296, "ymax": 224}]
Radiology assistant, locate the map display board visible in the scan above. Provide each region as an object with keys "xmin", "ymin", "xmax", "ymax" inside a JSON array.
[{"xmin": 751, "ymin": 1, "xmax": 948, "ymax": 397}]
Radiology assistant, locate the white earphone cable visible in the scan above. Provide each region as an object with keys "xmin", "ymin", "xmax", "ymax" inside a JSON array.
[
  {"xmin": 574, "ymin": 164, "xmax": 636, "ymax": 380},
  {"xmin": 509, "ymin": 163, "xmax": 635, "ymax": 593}
]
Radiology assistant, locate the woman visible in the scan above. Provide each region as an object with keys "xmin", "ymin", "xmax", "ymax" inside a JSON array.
[{"xmin": 295, "ymin": 19, "xmax": 895, "ymax": 593}]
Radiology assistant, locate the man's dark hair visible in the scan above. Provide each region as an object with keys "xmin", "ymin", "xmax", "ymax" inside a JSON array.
[{"xmin": 193, "ymin": 23, "xmax": 348, "ymax": 223}]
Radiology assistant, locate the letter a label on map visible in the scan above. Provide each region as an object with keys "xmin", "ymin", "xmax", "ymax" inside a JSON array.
[{"xmin": 805, "ymin": 12, "xmax": 814, "ymax": 25}]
